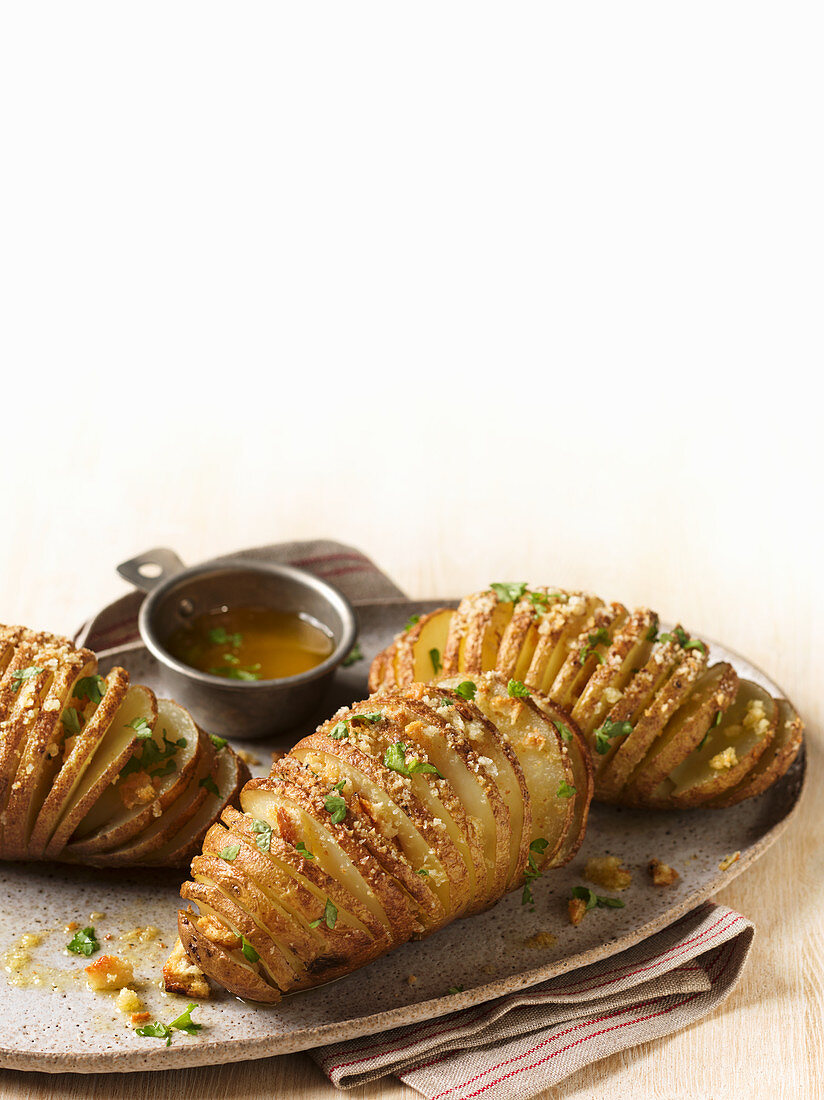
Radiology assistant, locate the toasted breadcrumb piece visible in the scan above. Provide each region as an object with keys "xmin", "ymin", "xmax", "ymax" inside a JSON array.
[
  {"xmin": 197, "ymin": 915, "xmax": 240, "ymax": 951},
  {"xmin": 710, "ymin": 746, "xmax": 738, "ymax": 771},
  {"xmin": 85, "ymin": 954, "xmax": 134, "ymax": 991},
  {"xmin": 568, "ymin": 897, "xmax": 587, "ymax": 926},
  {"xmin": 719, "ymin": 851, "xmax": 741, "ymax": 872},
  {"xmin": 648, "ymin": 858, "xmax": 680, "ymax": 886},
  {"xmin": 406, "ymin": 974, "xmax": 417, "ymax": 986},
  {"xmin": 131, "ymin": 1011, "xmax": 151, "ymax": 1025},
  {"xmin": 163, "ymin": 938, "xmax": 212, "ymax": 999},
  {"xmin": 271, "ymin": 750, "xmax": 286, "ymax": 765},
  {"xmin": 118, "ymin": 770, "xmax": 159, "ymax": 810},
  {"xmin": 584, "ymin": 856, "xmax": 632, "ymax": 891},
  {"xmin": 116, "ymin": 987, "xmax": 142, "ymax": 1014}
]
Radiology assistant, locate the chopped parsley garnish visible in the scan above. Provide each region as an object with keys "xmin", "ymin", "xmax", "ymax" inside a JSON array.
[
  {"xmin": 121, "ymin": 728, "xmax": 186, "ymax": 778},
  {"xmin": 250, "ymin": 818, "xmax": 272, "ymax": 852},
  {"xmin": 350, "ymin": 712, "xmax": 383, "ymax": 728},
  {"xmin": 240, "ymin": 936, "xmax": 260, "ymax": 963},
  {"xmin": 384, "ymin": 742, "xmax": 443, "ymax": 779},
  {"xmin": 328, "ymin": 720, "xmax": 350, "ymax": 740},
  {"xmin": 208, "ymin": 627, "xmax": 242, "ymax": 648},
  {"xmin": 579, "ymin": 628, "xmax": 611, "ymax": 666},
  {"xmin": 646, "ymin": 624, "xmax": 659, "ymax": 642},
  {"xmin": 219, "ymin": 844, "xmax": 240, "ymax": 862},
  {"xmin": 126, "ymin": 716, "xmax": 152, "ymax": 737},
  {"xmin": 209, "ymin": 664, "xmax": 261, "ymax": 681},
  {"xmin": 61, "ymin": 707, "xmax": 83, "ymax": 737},
  {"xmin": 11, "ymin": 666, "xmax": 45, "ymax": 694},
  {"xmin": 66, "ymin": 926, "xmax": 99, "ymax": 957},
  {"xmin": 696, "ymin": 731, "xmax": 710, "ymax": 752},
  {"xmin": 521, "ymin": 837, "xmax": 549, "ymax": 906},
  {"xmin": 557, "ymin": 780, "xmax": 576, "ymax": 799},
  {"xmin": 342, "ymin": 642, "xmax": 364, "ymax": 667},
  {"xmin": 570, "ymin": 885, "xmax": 625, "ymax": 910},
  {"xmin": 199, "ymin": 776, "xmax": 220, "ymax": 797},
  {"xmin": 429, "ymin": 648, "xmax": 443, "ymax": 675},
  {"xmin": 294, "ymin": 841, "xmax": 314, "ymax": 859},
  {"xmin": 209, "ymin": 734, "xmax": 228, "ymax": 750},
  {"xmin": 310, "ymin": 898, "xmax": 338, "ymax": 929},
  {"xmin": 491, "ymin": 582, "xmax": 527, "ymax": 603},
  {"xmin": 593, "ymin": 718, "xmax": 632, "ymax": 755},
  {"xmin": 552, "ymin": 718, "xmax": 573, "ymax": 743},
  {"xmin": 453, "ymin": 681, "xmax": 477, "ymax": 701},
  {"xmin": 404, "ymin": 614, "xmax": 421, "ymax": 632},
  {"xmin": 74, "ymin": 675, "xmax": 107, "ymax": 704},
  {"xmin": 448, "ymin": 985, "xmax": 464, "ymax": 994},
  {"xmin": 324, "ymin": 784, "xmax": 348, "ymax": 824},
  {"xmin": 416, "ymin": 868, "xmax": 430, "ymax": 876},
  {"xmin": 714, "ymin": 709, "xmax": 723, "ymax": 725},
  {"xmin": 659, "ymin": 626, "xmax": 706, "ymax": 654},
  {"xmin": 507, "ymin": 679, "xmax": 530, "ymax": 698},
  {"xmin": 135, "ymin": 1002, "xmax": 201, "ymax": 1046}
]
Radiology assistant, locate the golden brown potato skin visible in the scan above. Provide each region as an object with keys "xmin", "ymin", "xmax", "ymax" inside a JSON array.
[
  {"xmin": 0, "ymin": 623, "xmax": 249, "ymax": 867},
  {"xmin": 173, "ymin": 676, "xmax": 592, "ymax": 1003},
  {"xmin": 369, "ymin": 587, "xmax": 803, "ymax": 812}
]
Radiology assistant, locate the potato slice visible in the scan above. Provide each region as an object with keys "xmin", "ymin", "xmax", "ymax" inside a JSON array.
[
  {"xmin": 32, "ymin": 668, "xmax": 132, "ymax": 858},
  {"xmin": 67, "ymin": 697, "xmax": 200, "ymax": 856},
  {"xmin": 571, "ymin": 608, "xmax": 657, "ymax": 738},
  {"xmin": 624, "ymin": 663, "xmax": 739, "ymax": 803},
  {"xmin": 526, "ymin": 594, "xmax": 603, "ymax": 695},
  {"xmin": 148, "ymin": 743, "xmax": 249, "ymax": 867},
  {"xmin": 596, "ymin": 642, "xmax": 706, "ymax": 801},
  {"xmin": 178, "ymin": 907, "xmax": 280, "ymax": 1003},
  {"xmin": 43, "ymin": 681, "xmax": 153, "ymax": 859},
  {"xmin": 242, "ymin": 776, "xmax": 416, "ymax": 942},
  {"xmin": 533, "ymin": 699, "xmax": 594, "ymax": 868},
  {"xmin": 398, "ymin": 608, "xmax": 455, "ymax": 685},
  {"xmin": 665, "ymin": 680, "xmax": 777, "ymax": 806},
  {"xmin": 1, "ymin": 646, "xmax": 95, "ymax": 857},
  {"xmin": 710, "ymin": 698, "xmax": 803, "ymax": 807},
  {"xmin": 548, "ymin": 603, "xmax": 629, "ymax": 708}
]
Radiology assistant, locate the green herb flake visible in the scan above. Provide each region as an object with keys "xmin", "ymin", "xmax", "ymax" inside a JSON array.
[
  {"xmin": 490, "ymin": 582, "xmax": 527, "ymax": 603},
  {"xmin": 404, "ymin": 614, "xmax": 421, "ymax": 632},
  {"xmin": 61, "ymin": 707, "xmax": 83, "ymax": 737},
  {"xmin": 552, "ymin": 718, "xmax": 573, "ymax": 743},
  {"xmin": 448, "ymin": 985, "xmax": 465, "ymax": 994},
  {"xmin": 121, "ymin": 727, "xmax": 186, "ymax": 778},
  {"xmin": 714, "ymin": 709, "xmax": 723, "ymax": 726},
  {"xmin": 126, "ymin": 716, "xmax": 153, "ymax": 738},
  {"xmin": 328, "ymin": 720, "xmax": 350, "ymax": 740},
  {"xmin": 199, "ymin": 776, "xmax": 220, "ymax": 797},
  {"xmin": 294, "ymin": 841, "xmax": 314, "ymax": 859},
  {"xmin": 429, "ymin": 648, "xmax": 443, "ymax": 675},
  {"xmin": 240, "ymin": 936, "xmax": 260, "ymax": 963},
  {"xmin": 453, "ymin": 681, "xmax": 477, "ymax": 701},
  {"xmin": 593, "ymin": 717, "xmax": 633, "ymax": 755},
  {"xmin": 250, "ymin": 818, "xmax": 272, "ymax": 853},
  {"xmin": 507, "ymin": 679, "xmax": 530, "ymax": 698},
  {"xmin": 74, "ymin": 675, "xmax": 107, "ymax": 704},
  {"xmin": 646, "ymin": 625, "xmax": 659, "ymax": 642},
  {"xmin": 324, "ymin": 792, "xmax": 347, "ymax": 825},
  {"xmin": 66, "ymin": 926, "xmax": 99, "ymax": 957},
  {"xmin": 219, "ymin": 844, "xmax": 240, "ymax": 862},
  {"xmin": 350, "ymin": 712, "xmax": 383, "ymax": 728},
  {"xmin": 11, "ymin": 666, "xmax": 45, "ymax": 694},
  {"xmin": 579, "ymin": 628, "xmax": 611, "ymax": 667},
  {"xmin": 557, "ymin": 780, "xmax": 576, "ymax": 799},
  {"xmin": 571, "ymin": 885, "xmax": 625, "ymax": 910},
  {"xmin": 342, "ymin": 642, "xmax": 364, "ymax": 667},
  {"xmin": 136, "ymin": 1003, "xmax": 201, "ymax": 1046},
  {"xmin": 208, "ymin": 627, "xmax": 242, "ymax": 648},
  {"xmin": 416, "ymin": 868, "xmax": 430, "ymax": 876},
  {"xmin": 309, "ymin": 898, "xmax": 338, "ymax": 929},
  {"xmin": 209, "ymin": 734, "xmax": 228, "ymax": 751},
  {"xmin": 521, "ymin": 837, "xmax": 549, "ymax": 907},
  {"xmin": 384, "ymin": 742, "xmax": 442, "ymax": 779}
]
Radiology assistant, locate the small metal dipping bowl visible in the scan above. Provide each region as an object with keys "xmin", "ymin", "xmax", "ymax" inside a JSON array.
[{"xmin": 117, "ymin": 548, "xmax": 358, "ymax": 740}]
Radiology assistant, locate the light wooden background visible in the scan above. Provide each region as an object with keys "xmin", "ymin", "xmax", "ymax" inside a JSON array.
[{"xmin": 2, "ymin": 3, "xmax": 822, "ymax": 1096}]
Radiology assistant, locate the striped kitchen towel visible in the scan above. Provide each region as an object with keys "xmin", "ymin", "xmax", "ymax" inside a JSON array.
[{"xmin": 311, "ymin": 902, "xmax": 753, "ymax": 1099}]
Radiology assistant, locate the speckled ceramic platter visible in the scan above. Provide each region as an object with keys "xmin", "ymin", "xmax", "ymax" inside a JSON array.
[{"xmin": 0, "ymin": 599, "xmax": 805, "ymax": 1073}]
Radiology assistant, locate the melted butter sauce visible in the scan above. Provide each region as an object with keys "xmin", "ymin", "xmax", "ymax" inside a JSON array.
[{"xmin": 165, "ymin": 605, "xmax": 334, "ymax": 682}]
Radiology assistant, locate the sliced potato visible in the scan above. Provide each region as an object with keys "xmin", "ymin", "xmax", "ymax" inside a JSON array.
[
  {"xmin": 710, "ymin": 698, "xmax": 804, "ymax": 807},
  {"xmin": 527, "ymin": 594, "xmax": 604, "ymax": 695},
  {"xmin": 178, "ymin": 907, "xmax": 280, "ymax": 1003},
  {"xmin": 548, "ymin": 602, "xmax": 629, "ymax": 709},
  {"xmin": 397, "ymin": 609, "xmax": 455, "ymax": 685}
]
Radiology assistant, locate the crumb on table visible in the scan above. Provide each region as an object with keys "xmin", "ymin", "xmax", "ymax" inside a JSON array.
[
  {"xmin": 584, "ymin": 855, "xmax": 632, "ymax": 890},
  {"xmin": 85, "ymin": 955, "xmax": 134, "ymax": 992},
  {"xmin": 648, "ymin": 858, "xmax": 680, "ymax": 886}
]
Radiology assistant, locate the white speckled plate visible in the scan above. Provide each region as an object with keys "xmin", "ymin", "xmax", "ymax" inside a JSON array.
[{"xmin": 0, "ymin": 599, "xmax": 805, "ymax": 1073}]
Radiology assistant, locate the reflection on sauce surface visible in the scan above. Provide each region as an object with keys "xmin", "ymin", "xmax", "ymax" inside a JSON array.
[{"xmin": 165, "ymin": 605, "xmax": 334, "ymax": 682}]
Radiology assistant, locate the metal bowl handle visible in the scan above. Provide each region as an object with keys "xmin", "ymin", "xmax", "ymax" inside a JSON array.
[{"xmin": 117, "ymin": 548, "xmax": 187, "ymax": 593}]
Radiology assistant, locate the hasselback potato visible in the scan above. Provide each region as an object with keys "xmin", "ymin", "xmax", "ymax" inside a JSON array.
[
  {"xmin": 175, "ymin": 675, "xmax": 592, "ymax": 1003},
  {"xmin": 0, "ymin": 624, "xmax": 249, "ymax": 866},
  {"xmin": 369, "ymin": 586, "xmax": 804, "ymax": 810}
]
